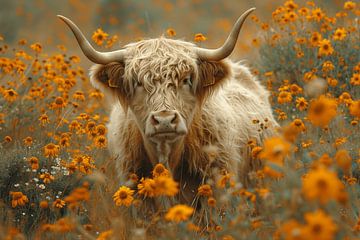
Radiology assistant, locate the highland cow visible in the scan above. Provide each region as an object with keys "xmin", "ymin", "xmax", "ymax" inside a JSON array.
[{"xmin": 58, "ymin": 8, "xmax": 278, "ymax": 203}]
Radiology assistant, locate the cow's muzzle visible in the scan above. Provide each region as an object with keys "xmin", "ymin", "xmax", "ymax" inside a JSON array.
[{"xmin": 145, "ymin": 110, "xmax": 187, "ymax": 140}]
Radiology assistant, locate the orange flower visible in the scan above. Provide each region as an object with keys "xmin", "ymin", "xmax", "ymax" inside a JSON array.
[
  {"xmin": 53, "ymin": 199, "xmax": 66, "ymax": 208},
  {"xmin": 259, "ymin": 137, "xmax": 291, "ymax": 165},
  {"xmin": 28, "ymin": 156, "xmax": 39, "ymax": 170},
  {"xmin": 197, "ymin": 184, "xmax": 213, "ymax": 197},
  {"xmin": 40, "ymin": 173, "xmax": 55, "ymax": 184},
  {"xmin": 39, "ymin": 201, "xmax": 49, "ymax": 209},
  {"xmin": 333, "ymin": 28, "xmax": 347, "ymax": 41},
  {"xmin": 302, "ymin": 167, "xmax": 343, "ymax": 204},
  {"xmin": 277, "ymin": 91, "xmax": 292, "ymax": 104},
  {"xmin": 309, "ymin": 32, "xmax": 322, "ymax": 47},
  {"xmin": 30, "ymin": 42, "xmax": 42, "ymax": 53},
  {"xmin": 166, "ymin": 28, "xmax": 176, "ymax": 37},
  {"xmin": 113, "ymin": 186, "xmax": 134, "ymax": 207},
  {"xmin": 2, "ymin": 89, "xmax": 18, "ymax": 102},
  {"xmin": 278, "ymin": 219, "xmax": 305, "ymax": 240},
  {"xmin": 154, "ymin": 175, "xmax": 179, "ymax": 196},
  {"xmin": 137, "ymin": 178, "xmax": 157, "ymax": 197},
  {"xmin": 39, "ymin": 113, "xmax": 50, "ymax": 126},
  {"xmin": 94, "ymin": 135, "xmax": 107, "ymax": 148},
  {"xmin": 307, "ymin": 95, "xmax": 337, "ymax": 127},
  {"xmin": 335, "ymin": 149, "xmax": 352, "ymax": 172},
  {"xmin": 23, "ymin": 136, "xmax": 33, "ymax": 146},
  {"xmin": 311, "ymin": 8, "xmax": 325, "ymax": 22},
  {"xmin": 92, "ymin": 28, "xmax": 109, "ymax": 46},
  {"xmin": 10, "ymin": 192, "xmax": 29, "ymax": 208},
  {"xmin": 318, "ymin": 39, "xmax": 334, "ymax": 56},
  {"xmin": 44, "ymin": 143, "xmax": 60, "ymax": 157},
  {"xmin": 344, "ymin": 1, "xmax": 356, "ymax": 10},
  {"xmin": 194, "ymin": 33, "xmax": 207, "ymax": 42},
  {"xmin": 52, "ymin": 96, "xmax": 67, "ymax": 109},
  {"xmin": 302, "ymin": 210, "xmax": 337, "ymax": 240},
  {"xmin": 165, "ymin": 204, "xmax": 194, "ymax": 223},
  {"xmin": 152, "ymin": 163, "xmax": 170, "ymax": 177},
  {"xmin": 350, "ymin": 73, "xmax": 360, "ymax": 86},
  {"xmin": 349, "ymin": 100, "xmax": 360, "ymax": 118}
]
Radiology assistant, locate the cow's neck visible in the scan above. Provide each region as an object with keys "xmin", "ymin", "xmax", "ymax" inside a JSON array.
[{"xmin": 143, "ymin": 137, "xmax": 185, "ymax": 172}]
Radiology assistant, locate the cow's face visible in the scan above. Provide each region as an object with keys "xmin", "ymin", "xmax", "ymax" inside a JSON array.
[{"xmin": 90, "ymin": 39, "xmax": 230, "ymax": 144}]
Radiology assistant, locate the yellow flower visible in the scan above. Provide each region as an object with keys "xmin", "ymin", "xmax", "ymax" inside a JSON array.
[
  {"xmin": 311, "ymin": 8, "xmax": 325, "ymax": 22},
  {"xmin": 4, "ymin": 135, "xmax": 13, "ymax": 142},
  {"xmin": 277, "ymin": 91, "xmax": 292, "ymax": 104},
  {"xmin": 350, "ymin": 73, "xmax": 360, "ymax": 86},
  {"xmin": 94, "ymin": 135, "xmax": 107, "ymax": 148},
  {"xmin": 307, "ymin": 95, "xmax": 337, "ymax": 127},
  {"xmin": 23, "ymin": 136, "xmax": 33, "ymax": 146},
  {"xmin": 197, "ymin": 184, "xmax": 213, "ymax": 197},
  {"xmin": 44, "ymin": 143, "xmax": 60, "ymax": 158},
  {"xmin": 53, "ymin": 199, "xmax": 66, "ymax": 208},
  {"xmin": 10, "ymin": 191, "xmax": 29, "ymax": 208},
  {"xmin": 302, "ymin": 167, "xmax": 343, "ymax": 204},
  {"xmin": 166, "ymin": 28, "xmax": 176, "ymax": 37},
  {"xmin": 217, "ymin": 173, "xmax": 235, "ymax": 188},
  {"xmin": 194, "ymin": 33, "xmax": 207, "ymax": 42},
  {"xmin": 28, "ymin": 156, "xmax": 39, "ymax": 170},
  {"xmin": 92, "ymin": 28, "xmax": 109, "ymax": 46},
  {"xmin": 296, "ymin": 97, "xmax": 308, "ymax": 111},
  {"xmin": 52, "ymin": 96, "xmax": 67, "ymax": 109},
  {"xmin": 39, "ymin": 201, "xmax": 49, "ymax": 209},
  {"xmin": 259, "ymin": 137, "xmax": 291, "ymax": 166},
  {"xmin": 2, "ymin": 89, "xmax": 18, "ymax": 102},
  {"xmin": 322, "ymin": 61, "xmax": 334, "ymax": 72},
  {"xmin": 327, "ymin": 77, "xmax": 338, "ymax": 87},
  {"xmin": 113, "ymin": 186, "xmax": 134, "ymax": 207},
  {"xmin": 152, "ymin": 163, "xmax": 170, "ymax": 177},
  {"xmin": 154, "ymin": 175, "xmax": 179, "ymax": 196},
  {"xmin": 278, "ymin": 219, "xmax": 305, "ymax": 240},
  {"xmin": 137, "ymin": 178, "xmax": 157, "ymax": 197},
  {"xmin": 344, "ymin": 1, "xmax": 356, "ymax": 10},
  {"xmin": 72, "ymin": 91, "xmax": 85, "ymax": 101},
  {"xmin": 349, "ymin": 100, "xmax": 360, "ymax": 118},
  {"xmin": 40, "ymin": 173, "xmax": 55, "ymax": 184},
  {"xmin": 333, "ymin": 28, "xmax": 347, "ymax": 41},
  {"xmin": 302, "ymin": 210, "xmax": 337, "ymax": 240},
  {"xmin": 309, "ymin": 32, "xmax": 322, "ymax": 47},
  {"xmin": 334, "ymin": 149, "xmax": 352, "ymax": 172},
  {"xmin": 318, "ymin": 39, "xmax": 334, "ymax": 56},
  {"xmin": 39, "ymin": 113, "xmax": 50, "ymax": 126},
  {"xmin": 165, "ymin": 204, "xmax": 194, "ymax": 223},
  {"xmin": 95, "ymin": 124, "xmax": 107, "ymax": 135},
  {"xmin": 30, "ymin": 42, "xmax": 42, "ymax": 53}
]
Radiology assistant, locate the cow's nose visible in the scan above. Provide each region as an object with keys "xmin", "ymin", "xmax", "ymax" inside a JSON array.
[{"xmin": 150, "ymin": 110, "xmax": 179, "ymax": 131}]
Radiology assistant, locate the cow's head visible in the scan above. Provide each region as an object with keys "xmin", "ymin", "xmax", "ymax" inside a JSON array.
[{"xmin": 58, "ymin": 9, "xmax": 254, "ymax": 159}]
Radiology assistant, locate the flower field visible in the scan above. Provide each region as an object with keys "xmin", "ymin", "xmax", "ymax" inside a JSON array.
[{"xmin": 0, "ymin": 0, "xmax": 360, "ymax": 239}]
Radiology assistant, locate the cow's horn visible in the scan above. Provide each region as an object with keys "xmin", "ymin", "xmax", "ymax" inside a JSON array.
[
  {"xmin": 57, "ymin": 15, "xmax": 126, "ymax": 64},
  {"xmin": 195, "ymin": 8, "xmax": 255, "ymax": 61}
]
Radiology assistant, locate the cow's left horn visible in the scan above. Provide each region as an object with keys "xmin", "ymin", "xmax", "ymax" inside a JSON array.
[
  {"xmin": 195, "ymin": 8, "xmax": 255, "ymax": 61},
  {"xmin": 57, "ymin": 15, "xmax": 126, "ymax": 64}
]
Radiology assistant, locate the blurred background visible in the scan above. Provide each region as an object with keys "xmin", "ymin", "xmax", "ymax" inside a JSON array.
[{"xmin": 0, "ymin": 0, "xmax": 344, "ymax": 63}]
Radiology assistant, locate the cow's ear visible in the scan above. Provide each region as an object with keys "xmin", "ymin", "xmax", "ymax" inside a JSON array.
[
  {"xmin": 89, "ymin": 62, "xmax": 128, "ymax": 105},
  {"xmin": 196, "ymin": 60, "xmax": 231, "ymax": 100}
]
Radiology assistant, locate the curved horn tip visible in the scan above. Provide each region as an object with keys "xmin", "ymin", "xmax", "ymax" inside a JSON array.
[{"xmin": 57, "ymin": 15, "xmax": 67, "ymax": 21}]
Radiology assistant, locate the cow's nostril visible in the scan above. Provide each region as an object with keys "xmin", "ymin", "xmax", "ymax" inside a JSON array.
[{"xmin": 151, "ymin": 115, "xmax": 159, "ymax": 125}]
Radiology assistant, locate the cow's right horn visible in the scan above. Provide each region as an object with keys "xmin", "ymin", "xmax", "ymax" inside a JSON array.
[{"xmin": 57, "ymin": 15, "xmax": 126, "ymax": 64}]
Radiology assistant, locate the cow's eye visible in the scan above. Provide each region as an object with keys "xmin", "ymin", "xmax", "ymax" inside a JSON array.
[{"xmin": 183, "ymin": 75, "xmax": 192, "ymax": 87}]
